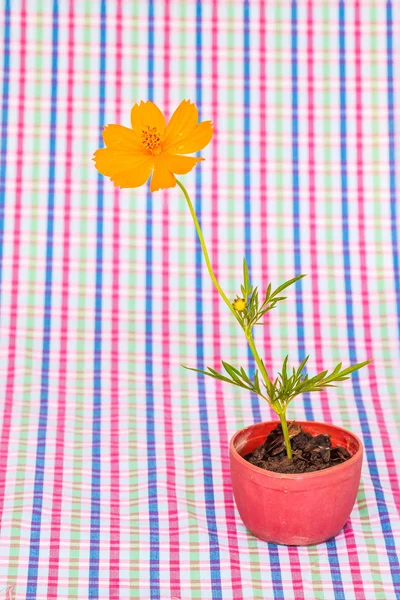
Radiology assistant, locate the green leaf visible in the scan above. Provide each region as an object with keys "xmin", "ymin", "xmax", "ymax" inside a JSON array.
[
  {"xmin": 239, "ymin": 367, "xmax": 252, "ymax": 386},
  {"xmin": 319, "ymin": 384, "xmax": 337, "ymax": 388},
  {"xmin": 243, "ymin": 257, "xmax": 250, "ymax": 291},
  {"xmin": 270, "ymin": 274, "xmax": 306, "ymax": 299},
  {"xmin": 222, "ymin": 361, "xmax": 242, "ymax": 382},
  {"xmin": 297, "ymin": 355, "xmax": 310, "ymax": 375},
  {"xmin": 263, "ymin": 375, "xmax": 275, "ymax": 398},
  {"xmin": 218, "ymin": 362, "xmax": 241, "ymax": 375},
  {"xmin": 306, "ymin": 370, "xmax": 328, "ymax": 385},
  {"xmin": 254, "ymin": 370, "xmax": 260, "ymax": 393},
  {"xmin": 182, "ymin": 365, "xmax": 253, "ymax": 391},
  {"xmin": 338, "ymin": 360, "xmax": 372, "ymax": 377},
  {"xmin": 207, "ymin": 367, "xmax": 225, "ymax": 376},
  {"xmin": 183, "ymin": 365, "xmax": 234, "ymax": 384},
  {"xmin": 251, "ymin": 286, "xmax": 259, "ymax": 302},
  {"xmin": 282, "ymin": 355, "xmax": 289, "ymax": 377},
  {"xmin": 321, "ymin": 362, "xmax": 343, "ymax": 383},
  {"xmin": 332, "ymin": 361, "xmax": 342, "ymax": 375}
]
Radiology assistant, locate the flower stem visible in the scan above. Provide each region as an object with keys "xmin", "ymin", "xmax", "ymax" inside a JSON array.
[
  {"xmin": 176, "ymin": 178, "xmax": 271, "ymax": 386},
  {"xmin": 176, "ymin": 179, "xmax": 240, "ymax": 323},
  {"xmin": 245, "ymin": 331, "xmax": 271, "ymax": 394},
  {"xmin": 279, "ymin": 411, "xmax": 293, "ymax": 459}
]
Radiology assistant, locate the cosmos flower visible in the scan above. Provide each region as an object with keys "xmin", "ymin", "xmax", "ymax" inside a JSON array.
[{"xmin": 93, "ymin": 99, "xmax": 213, "ymax": 192}]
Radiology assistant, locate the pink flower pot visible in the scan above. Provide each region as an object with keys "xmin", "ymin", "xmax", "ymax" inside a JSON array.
[{"xmin": 229, "ymin": 420, "xmax": 363, "ymax": 546}]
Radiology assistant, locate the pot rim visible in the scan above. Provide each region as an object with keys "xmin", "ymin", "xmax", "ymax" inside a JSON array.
[{"xmin": 230, "ymin": 419, "xmax": 363, "ymax": 480}]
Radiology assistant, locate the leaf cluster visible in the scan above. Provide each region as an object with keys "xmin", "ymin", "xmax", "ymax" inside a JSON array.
[
  {"xmin": 183, "ymin": 258, "xmax": 371, "ymax": 418},
  {"xmin": 267, "ymin": 356, "xmax": 371, "ymax": 414},
  {"xmin": 184, "ymin": 361, "xmax": 264, "ymax": 396},
  {"xmin": 183, "ymin": 356, "xmax": 371, "ymax": 417},
  {"xmin": 234, "ymin": 258, "xmax": 306, "ymax": 330}
]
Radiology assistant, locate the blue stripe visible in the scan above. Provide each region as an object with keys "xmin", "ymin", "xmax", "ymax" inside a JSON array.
[
  {"xmin": 194, "ymin": 2, "xmax": 222, "ymax": 596},
  {"xmin": 268, "ymin": 549, "xmax": 285, "ymax": 600},
  {"xmin": 0, "ymin": 0, "xmax": 10, "ymax": 315},
  {"xmin": 26, "ymin": 2, "xmax": 58, "ymax": 596},
  {"xmin": 386, "ymin": 1, "xmax": 400, "ymax": 345},
  {"xmin": 339, "ymin": 2, "xmax": 400, "ymax": 592},
  {"xmin": 88, "ymin": 3, "xmax": 106, "ymax": 597},
  {"xmin": 325, "ymin": 538, "xmax": 346, "ymax": 600},
  {"xmin": 146, "ymin": 2, "xmax": 160, "ymax": 598},
  {"xmin": 243, "ymin": 0, "xmax": 262, "ymax": 426},
  {"xmin": 291, "ymin": 2, "xmax": 345, "ymax": 595},
  {"xmin": 246, "ymin": 1, "xmax": 283, "ymax": 596},
  {"xmin": 290, "ymin": 0, "xmax": 313, "ymax": 421}
]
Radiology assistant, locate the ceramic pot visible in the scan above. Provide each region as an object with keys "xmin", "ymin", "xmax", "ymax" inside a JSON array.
[{"xmin": 229, "ymin": 420, "xmax": 363, "ymax": 546}]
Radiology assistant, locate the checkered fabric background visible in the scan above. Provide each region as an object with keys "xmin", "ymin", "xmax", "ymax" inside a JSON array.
[{"xmin": 0, "ymin": 1, "xmax": 400, "ymax": 598}]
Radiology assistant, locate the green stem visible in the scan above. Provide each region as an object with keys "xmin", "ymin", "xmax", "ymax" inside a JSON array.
[
  {"xmin": 176, "ymin": 179, "xmax": 239, "ymax": 323},
  {"xmin": 245, "ymin": 332, "xmax": 271, "ymax": 394},
  {"xmin": 176, "ymin": 178, "xmax": 271, "ymax": 385},
  {"xmin": 279, "ymin": 411, "xmax": 293, "ymax": 459}
]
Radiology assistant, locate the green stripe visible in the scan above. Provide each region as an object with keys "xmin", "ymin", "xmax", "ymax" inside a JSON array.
[
  {"xmin": 67, "ymin": 3, "xmax": 91, "ymax": 597},
  {"xmin": 364, "ymin": 2, "xmax": 391, "ymax": 596},
  {"xmin": 128, "ymin": 1, "xmax": 141, "ymax": 595},
  {"xmin": 176, "ymin": 3, "xmax": 203, "ymax": 597},
  {"xmin": 274, "ymin": 0, "xmax": 289, "ymax": 363},
  {"xmin": 6, "ymin": 5, "xmax": 44, "ymax": 591},
  {"xmin": 226, "ymin": 0, "xmax": 265, "ymax": 593}
]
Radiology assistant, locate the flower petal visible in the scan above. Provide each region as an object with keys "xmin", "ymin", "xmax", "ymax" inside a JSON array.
[
  {"xmin": 102, "ymin": 124, "xmax": 142, "ymax": 150},
  {"xmin": 111, "ymin": 163, "xmax": 154, "ymax": 189},
  {"xmin": 93, "ymin": 148, "xmax": 154, "ymax": 189},
  {"xmin": 163, "ymin": 100, "xmax": 198, "ymax": 150},
  {"xmin": 163, "ymin": 153, "xmax": 204, "ymax": 175},
  {"xmin": 131, "ymin": 101, "xmax": 166, "ymax": 136},
  {"xmin": 150, "ymin": 156, "xmax": 176, "ymax": 192},
  {"xmin": 94, "ymin": 148, "xmax": 149, "ymax": 176},
  {"xmin": 165, "ymin": 121, "xmax": 213, "ymax": 155}
]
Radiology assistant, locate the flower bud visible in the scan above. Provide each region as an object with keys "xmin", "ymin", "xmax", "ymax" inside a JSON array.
[{"xmin": 233, "ymin": 298, "xmax": 246, "ymax": 312}]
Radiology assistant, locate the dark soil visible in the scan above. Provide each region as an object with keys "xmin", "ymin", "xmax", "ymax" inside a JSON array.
[{"xmin": 243, "ymin": 422, "xmax": 352, "ymax": 474}]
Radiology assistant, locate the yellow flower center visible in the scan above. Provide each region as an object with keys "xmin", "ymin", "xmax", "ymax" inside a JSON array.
[
  {"xmin": 141, "ymin": 125, "xmax": 162, "ymax": 155},
  {"xmin": 233, "ymin": 298, "xmax": 246, "ymax": 312}
]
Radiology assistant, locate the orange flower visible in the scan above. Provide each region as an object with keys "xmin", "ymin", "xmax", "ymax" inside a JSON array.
[{"xmin": 93, "ymin": 99, "xmax": 213, "ymax": 192}]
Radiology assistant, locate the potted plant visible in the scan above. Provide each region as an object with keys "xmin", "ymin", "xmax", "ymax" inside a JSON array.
[{"xmin": 94, "ymin": 99, "xmax": 370, "ymax": 546}]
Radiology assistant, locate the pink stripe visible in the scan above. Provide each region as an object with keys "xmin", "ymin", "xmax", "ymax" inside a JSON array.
[
  {"xmin": 46, "ymin": 5, "xmax": 74, "ymax": 598},
  {"xmin": 354, "ymin": 1, "xmax": 400, "ymax": 515},
  {"xmin": 259, "ymin": 0, "xmax": 275, "ymax": 417},
  {"xmin": 211, "ymin": 4, "xmax": 243, "ymax": 596},
  {"xmin": 0, "ymin": 2, "xmax": 27, "ymax": 523},
  {"xmin": 306, "ymin": 5, "xmax": 365, "ymax": 595},
  {"xmin": 306, "ymin": 2, "xmax": 330, "ymax": 422},
  {"xmin": 162, "ymin": 2, "xmax": 181, "ymax": 596},
  {"xmin": 109, "ymin": 3, "xmax": 123, "ymax": 597},
  {"xmin": 260, "ymin": 16, "xmax": 303, "ymax": 596}
]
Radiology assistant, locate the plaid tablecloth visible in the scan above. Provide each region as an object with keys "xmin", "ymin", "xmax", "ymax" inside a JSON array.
[{"xmin": 1, "ymin": 1, "xmax": 400, "ymax": 598}]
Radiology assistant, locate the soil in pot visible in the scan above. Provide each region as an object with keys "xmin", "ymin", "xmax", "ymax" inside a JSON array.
[{"xmin": 243, "ymin": 422, "xmax": 352, "ymax": 474}]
